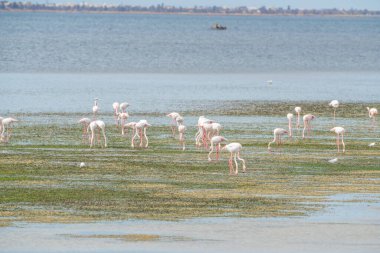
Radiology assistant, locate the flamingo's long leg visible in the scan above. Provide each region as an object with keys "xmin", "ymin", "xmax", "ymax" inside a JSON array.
[
  {"xmin": 233, "ymin": 153, "xmax": 238, "ymax": 175},
  {"xmin": 237, "ymin": 152, "xmax": 246, "ymax": 172}
]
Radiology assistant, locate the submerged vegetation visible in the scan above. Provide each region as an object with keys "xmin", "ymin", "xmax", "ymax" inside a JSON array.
[{"xmin": 0, "ymin": 102, "xmax": 379, "ymax": 226}]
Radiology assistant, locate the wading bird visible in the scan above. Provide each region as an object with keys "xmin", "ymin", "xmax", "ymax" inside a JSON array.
[
  {"xmin": 222, "ymin": 142, "xmax": 246, "ymax": 175},
  {"xmin": 209, "ymin": 122, "xmax": 222, "ymax": 140},
  {"xmin": 302, "ymin": 114, "xmax": 316, "ymax": 139},
  {"xmin": 122, "ymin": 122, "xmax": 138, "ymax": 148},
  {"xmin": 195, "ymin": 116, "xmax": 213, "ymax": 149},
  {"xmin": 287, "ymin": 113, "xmax": 293, "ymax": 139},
  {"xmin": 118, "ymin": 112, "xmax": 129, "ymax": 131},
  {"xmin": 208, "ymin": 135, "xmax": 227, "ymax": 161},
  {"xmin": 178, "ymin": 124, "xmax": 186, "ymax": 151},
  {"xmin": 112, "ymin": 102, "xmax": 120, "ymax": 126},
  {"xmin": 367, "ymin": 107, "xmax": 378, "ymax": 129},
  {"xmin": 78, "ymin": 117, "xmax": 91, "ymax": 144},
  {"xmin": 92, "ymin": 98, "xmax": 99, "ymax": 120},
  {"xmin": 87, "ymin": 120, "xmax": 107, "ymax": 148},
  {"xmin": 132, "ymin": 120, "xmax": 151, "ymax": 148},
  {"xmin": 176, "ymin": 116, "xmax": 186, "ymax": 151},
  {"xmin": 167, "ymin": 112, "xmax": 180, "ymax": 138},
  {"xmin": 122, "ymin": 121, "xmax": 137, "ymax": 137},
  {"xmin": 329, "ymin": 100, "xmax": 339, "ymax": 124},
  {"xmin": 119, "ymin": 102, "xmax": 129, "ymax": 113},
  {"xmin": 330, "ymin": 126, "xmax": 345, "ymax": 153},
  {"xmin": 0, "ymin": 117, "xmax": 18, "ymax": 143},
  {"xmin": 268, "ymin": 128, "xmax": 288, "ymax": 152},
  {"xmin": 294, "ymin": 106, "xmax": 302, "ymax": 129}
]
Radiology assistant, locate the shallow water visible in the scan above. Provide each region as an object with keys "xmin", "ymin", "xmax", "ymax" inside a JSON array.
[
  {"xmin": 1, "ymin": 72, "xmax": 380, "ymax": 114},
  {"xmin": 1, "ymin": 194, "xmax": 379, "ymax": 253}
]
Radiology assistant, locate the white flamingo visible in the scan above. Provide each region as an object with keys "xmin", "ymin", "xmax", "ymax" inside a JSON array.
[
  {"xmin": 175, "ymin": 116, "xmax": 186, "ymax": 151},
  {"xmin": 0, "ymin": 117, "xmax": 18, "ymax": 143},
  {"xmin": 329, "ymin": 100, "xmax": 339, "ymax": 124},
  {"xmin": 208, "ymin": 122, "xmax": 222, "ymax": 140},
  {"xmin": 112, "ymin": 102, "xmax": 120, "ymax": 126},
  {"xmin": 117, "ymin": 112, "xmax": 129, "ymax": 131},
  {"xmin": 268, "ymin": 128, "xmax": 288, "ymax": 152},
  {"xmin": 294, "ymin": 106, "xmax": 301, "ymax": 129},
  {"xmin": 208, "ymin": 135, "xmax": 227, "ymax": 161},
  {"xmin": 367, "ymin": 107, "xmax": 378, "ymax": 129},
  {"xmin": 222, "ymin": 143, "xmax": 246, "ymax": 175},
  {"xmin": 178, "ymin": 124, "xmax": 186, "ymax": 151},
  {"xmin": 287, "ymin": 113, "xmax": 293, "ymax": 139},
  {"xmin": 167, "ymin": 112, "xmax": 180, "ymax": 138},
  {"xmin": 78, "ymin": 117, "xmax": 91, "ymax": 144},
  {"xmin": 195, "ymin": 116, "xmax": 213, "ymax": 149},
  {"xmin": 330, "ymin": 126, "xmax": 345, "ymax": 153},
  {"xmin": 87, "ymin": 120, "xmax": 107, "ymax": 148},
  {"xmin": 122, "ymin": 122, "xmax": 138, "ymax": 148},
  {"xmin": 175, "ymin": 115, "xmax": 184, "ymax": 126},
  {"xmin": 122, "ymin": 121, "xmax": 137, "ymax": 137},
  {"xmin": 132, "ymin": 120, "xmax": 151, "ymax": 148},
  {"xmin": 92, "ymin": 98, "xmax": 99, "ymax": 120},
  {"xmin": 119, "ymin": 102, "xmax": 129, "ymax": 113},
  {"xmin": 302, "ymin": 114, "xmax": 316, "ymax": 139}
]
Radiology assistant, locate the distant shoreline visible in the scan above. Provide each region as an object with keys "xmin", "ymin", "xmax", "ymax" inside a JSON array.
[{"xmin": 1, "ymin": 9, "xmax": 380, "ymax": 17}]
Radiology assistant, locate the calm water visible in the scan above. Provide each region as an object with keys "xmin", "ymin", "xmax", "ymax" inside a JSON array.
[
  {"xmin": 0, "ymin": 12, "xmax": 379, "ymax": 113},
  {"xmin": 1, "ymin": 12, "xmax": 380, "ymax": 72},
  {"xmin": 0, "ymin": 72, "xmax": 379, "ymax": 114}
]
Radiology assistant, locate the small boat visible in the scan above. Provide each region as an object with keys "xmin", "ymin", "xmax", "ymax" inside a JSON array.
[{"xmin": 211, "ymin": 23, "xmax": 227, "ymax": 30}]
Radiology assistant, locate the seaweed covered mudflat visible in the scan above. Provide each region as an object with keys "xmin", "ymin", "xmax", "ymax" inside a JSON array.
[{"xmin": 0, "ymin": 101, "xmax": 379, "ymax": 225}]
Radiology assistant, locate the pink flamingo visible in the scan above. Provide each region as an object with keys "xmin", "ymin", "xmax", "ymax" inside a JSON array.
[
  {"xmin": 195, "ymin": 116, "xmax": 207, "ymax": 146},
  {"xmin": 178, "ymin": 125, "xmax": 186, "ymax": 151},
  {"xmin": 208, "ymin": 122, "xmax": 222, "ymax": 140},
  {"xmin": 222, "ymin": 142, "xmax": 246, "ymax": 175},
  {"xmin": 117, "ymin": 112, "xmax": 129, "ymax": 130},
  {"xmin": 175, "ymin": 115, "xmax": 184, "ymax": 126},
  {"xmin": 195, "ymin": 116, "xmax": 213, "ymax": 149},
  {"xmin": 208, "ymin": 135, "xmax": 227, "ymax": 161},
  {"xmin": 132, "ymin": 120, "xmax": 151, "ymax": 148},
  {"xmin": 287, "ymin": 113, "xmax": 293, "ymax": 139},
  {"xmin": 302, "ymin": 114, "xmax": 316, "ymax": 139},
  {"xmin": 123, "ymin": 122, "xmax": 138, "ymax": 148},
  {"xmin": 78, "ymin": 118, "xmax": 91, "ymax": 144},
  {"xmin": 329, "ymin": 100, "xmax": 339, "ymax": 124},
  {"xmin": 167, "ymin": 112, "xmax": 180, "ymax": 138},
  {"xmin": 119, "ymin": 102, "xmax": 129, "ymax": 113},
  {"xmin": 330, "ymin": 127, "xmax": 345, "ymax": 153},
  {"xmin": 122, "ymin": 121, "xmax": 137, "ymax": 137},
  {"xmin": 176, "ymin": 116, "xmax": 186, "ymax": 151},
  {"xmin": 0, "ymin": 117, "xmax": 18, "ymax": 143},
  {"xmin": 367, "ymin": 107, "xmax": 378, "ymax": 129},
  {"xmin": 92, "ymin": 98, "xmax": 99, "ymax": 120},
  {"xmin": 87, "ymin": 120, "xmax": 107, "ymax": 148},
  {"xmin": 294, "ymin": 106, "xmax": 301, "ymax": 129},
  {"xmin": 268, "ymin": 128, "xmax": 288, "ymax": 152},
  {"xmin": 112, "ymin": 102, "xmax": 120, "ymax": 126},
  {"xmin": 201, "ymin": 122, "xmax": 213, "ymax": 149}
]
